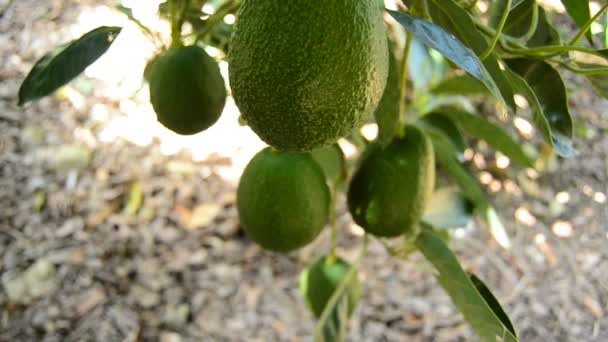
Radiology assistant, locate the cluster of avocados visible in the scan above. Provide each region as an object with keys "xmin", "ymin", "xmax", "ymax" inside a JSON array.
[{"xmin": 148, "ymin": 0, "xmax": 436, "ymax": 319}]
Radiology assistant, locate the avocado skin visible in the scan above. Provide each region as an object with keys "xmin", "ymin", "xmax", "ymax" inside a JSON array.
[
  {"xmin": 347, "ymin": 126, "xmax": 435, "ymax": 237},
  {"xmin": 229, "ymin": 0, "xmax": 388, "ymax": 151},
  {"xmin": 148, "ymin": 45, "xmax": 226, "ymax": 135},
  {"xmin": 237, "ymin": 148, "xmax": 330, "ymax": 252}
]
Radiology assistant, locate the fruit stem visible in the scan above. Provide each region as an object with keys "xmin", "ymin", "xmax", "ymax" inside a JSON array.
[
  {"xmin": 328, "ymin": 180, "xmax": 339, "ymax": 261},
  {"xmin": 169, "ymin": 0, "xmax": 189, "ymax": 48},
  {"xmin": 196, "ymin": 0, "xmax": 241, "ymax": 41},
  {"xmin": 397, "ymin": 30, "xmax": 413, "ymax": 138}
]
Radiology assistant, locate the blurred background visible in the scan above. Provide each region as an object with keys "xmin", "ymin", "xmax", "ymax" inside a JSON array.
[{"xmin": 0, "ymin": 0, "xmax": 607, "ymax": 341}]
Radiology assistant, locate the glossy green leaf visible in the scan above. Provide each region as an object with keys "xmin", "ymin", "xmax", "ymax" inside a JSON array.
[
  {"xmin": 502, "ymin": 0, "xmax": 538, "ymax": 39},
  {"xmin": 503, "ymin": 67, "xmax": 553, "ymax": 145},
  {"xmin": 431, "ymin": 73, "xmax": 490, "ymax": 96},
  {"xmin": 488, "ymin": 0, "xmax": 526, "ymax": 28},
  {"xmin": 469, "ymin": 273, "xmax": 518, "ymax": 338},
  {"xmin": 416, "ymin": 231, "xmax": 518, "ymax": 342},
  {"xmin": 425, "ymin": 128, "xmax": 511, "ymax": 248},
  {"xmin": 506, "ymin": 59, "xmax": 575, "ymax": 157},
  {"xmin": 386, "ymin": 10, "xmax": 511, "ymax": 109},
  {"xmin": 18, "ymin": 26, "xmax": 122, "ymax": 105},
  {"xmin": 374, "ymin": 39, "xmax": 401, "ymax": 146},
  {"xmin": 422, "ymin": 187, "xmax": 473, "ymax": 229},
  {"xmin": 528, "ymin": 7, "xmax": 562, "ymax": 47},
  {"xmin": 560, "ymin": 0, "xmax": 592, "ymax": 42},
  {"xmin": 425, "ymin": 0, "xmax": 516, "ymax": 111},
  {"xmin": 434, "ymin": 108, "xmax": 535, "ymax": 167},
  {"xmin": 419, "ymin": 113, "xmax": 466, "ymax": 154}
]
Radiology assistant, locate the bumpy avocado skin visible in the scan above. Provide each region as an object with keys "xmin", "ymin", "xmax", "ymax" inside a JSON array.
[
  {"xmin": 347, "ymin": 126, "xmax": 435, "ymax": 237},
  {"xmin": 237, "ymin": 148, "xmax": 330, "ymax": 252},
  {"xmin": 148, "ymin": 45, "xmax": 226, "ymax": 135},
  {"xmin": 229, "ymin": 0, "xmax": 389, "ymax": 151}
]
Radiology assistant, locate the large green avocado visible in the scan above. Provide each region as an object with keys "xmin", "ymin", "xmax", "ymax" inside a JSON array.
[
  {"xmin": 299, "ymin": 256, "xmax": 360, "ymax": 318},
  {"xmin": 237, "ymin": 148, "xmax": 330, "ymax": 252},
  {"xmin": 229, "ymin": 0, "xmax": 389, "ymax": 151},
  {"xmin": 148, "ymin": 45, "xmax": 226, "ymax": 135},
  {"xmin": 347, "ymin": 126, "xmax": 435, "ymax": 237}
]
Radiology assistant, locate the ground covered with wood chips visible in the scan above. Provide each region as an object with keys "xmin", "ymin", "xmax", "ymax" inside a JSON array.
[{"xmin": 1, "ymin": 1, "xmax": 607, "ymax": 341}]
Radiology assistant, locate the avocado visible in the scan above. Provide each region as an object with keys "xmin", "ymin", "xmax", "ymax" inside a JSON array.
[
  {"xmin": 229, "ymin": 0, "xmax": 389, "ymax": 151},
  {"xmin": 347, "ymin": 126, "xmax": 435, "ymax": 237},
  {"xmin": 237, "ymin": 148, "xmax": 330, "ymax": 252},
  {"xmin": 148, "ymin": 45, "xmax": 226, "ymax": 135}
]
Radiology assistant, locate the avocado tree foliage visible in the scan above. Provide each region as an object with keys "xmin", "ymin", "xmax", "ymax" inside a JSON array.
[{"xmin": 18, "ymin": 0, "xmax": 608, "ymax": 340}]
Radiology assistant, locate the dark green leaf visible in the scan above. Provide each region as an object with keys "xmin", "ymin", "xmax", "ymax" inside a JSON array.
[
  {"xmin": 469, "ymin": 273, "xmax": 518, "ymax": 338},
  {"xmin": 419, "ymin": 113, "xmax": 466, "ymax": 154},
  {"xmin": 560, "ymin": 0, "xmax": 592, "ymax": 43},
  {"xmin": 425, "ymin": 0, "xmax": 516, "ymax": 111},
  {"xmin": 422, "ymin": 187, "xmax": 473, "ymax": 229},
  {"xmin": 528, "ymin": 7, "xmax": 562, "ymax": 47},
  {"xmin": 506, "ymin": 58, "xmax": 575, "ymax": 157},
  {"xmin": 431, "ymin": 73, "xmax": 490, "ymax": 96},
  {"xmin": 434, "ymin": 108, "xmax": 535, "ymax": 167},
  {"xmin": 597, "ymin": 49, "xmax": 608, "ymax": 59},
  {"xmin": 374, "ymin": 38, "xmax": 401, "ymax": 146},
  {"xmin": 18, "ymin": 26, "xmax": 122, "ymax": 105},
  {"xmin": 502, "ymin": 67, "xmax": 553, "ymax": 146},
  {"xmin": 416, "ymin": 231, "xmax": 518, "ymax": 342},
  {"xmin": 386, "ymin": 10, "xmax": 511, "ymax": 109},
  {"xmin": 488, "ymin": 0, "xmax": 527, "ymax": 28},
  {"xmin": 502, "ymin": 0, "xmax": 538, "ymax": 39}
]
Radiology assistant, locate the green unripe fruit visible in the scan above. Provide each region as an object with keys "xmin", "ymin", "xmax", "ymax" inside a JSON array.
[
  {"xmin": 347, "ymin": 126, "xmax": 435, "ymax": 237},
  {"xmin": 148, "ymin": 45, "xmax": 226, "ymax": 135},
  {"xmin": 299, "ymin": 256, "xmax": 360, "ymax": 318},
  {"xmin": 228, "ymin": 0, "xmax": 388, "ymax": 151},
  {"xmin": 237, "ymin": 148, "xmax": 330, "ymax": 252}
]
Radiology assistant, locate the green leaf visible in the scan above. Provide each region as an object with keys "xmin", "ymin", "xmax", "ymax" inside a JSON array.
[
  {"xmin": 528, "ymin": 7, "xmax": 562, "ymax": 47},
  {"xmin": 18, "ymin": 26, "xmax": 122, "ymax": 105},
  {"xmin": 585, "ymin": 69, "xmax": 608, "ymax": 99},
  {"xmin": 422, "ymin": 187, "xmax": 473, "ymax": 229},
  {"xmin": 469, "ymin": 273, "xmax": 518, "ymax": 338},
  {"xmin": 386, "ymin": 10, "xmax": 511, "ymax": 109},
  {"xmin": 374, "ymin": 38, "xmax": 401, "ymax": 146},
  {"xmin": 506, "ymin": 59, "xmax": 575, "ymax": 157},
  {"xmin": 434, "ymin": 108, "xmax": 535, "ymax": 167},
  {"xmin": 431, "ymin": 73, "xmax": 490, "ymax": 96},
  {"xmin": 418, "ymin": 113, "xmax": 466, "ymax": 155},
  {"xmin": 416, "ymin": 231, "xmax": 518, "ymax": 342},
  {"xmin": 488, "ymin": 0, "xmax": 527, "ymax": 27},
  {"xmin": 560, "ymin": 0, "xmax": 592, "ymax": 43},
  {"xmin": 425, "ymin": 0, "xmax": 516, "ymax": 111},
  {"xmin": 425, "ymin": 128, "xmax": 511, "ymax": 248},
  {"xmin": 502, "ymin": 0, "xmax": 538, "ymax": 39}
]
